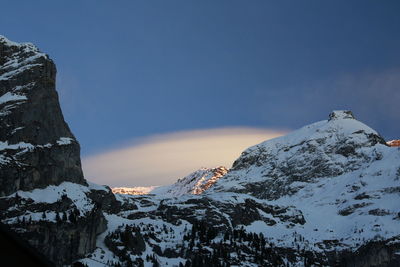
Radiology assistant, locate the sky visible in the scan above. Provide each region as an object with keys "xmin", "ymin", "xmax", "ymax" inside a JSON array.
[{"xmin": 1, "ymin": 1, "xmax": 400, "ymax": 186}]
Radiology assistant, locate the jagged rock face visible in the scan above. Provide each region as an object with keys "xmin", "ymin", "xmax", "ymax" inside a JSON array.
[
  {"xmin": 114, "ymin": 167, "xmax": 228, "ymax": 197},
  {"xmin": 0, "ymin": 36, "xmax": 85, "ymax": 196},
  {"xmin": 179, "ymin": 166, "xmax": 228, "ymax": 195},
  {"xmin": 387, "ymin": 140, "xmax": 400, "ymax": 147},
  {"xmin": 0, "ymin": 181, "xmax": 120, "ymax": 267},
  {"xmin": 0, "ymin": 182, "xmax": 110, "ymax": 266},
  {"xmin": 0, "ymin": 36, "xmax": 122, "ymax": 266},
  {"xmin": 149, "ymin": 166, "xmax": 228, "ymax": 197}
]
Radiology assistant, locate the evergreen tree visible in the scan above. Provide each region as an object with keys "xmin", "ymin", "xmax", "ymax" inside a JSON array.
[
  {"xmin": 223, "ymin": 231, "xmax": 230, "ymax": 241},
  {"xmin": 126, "ymin": 256, "xmax": 133, "ymax": 267},
  {"xmin": 69, "ymin": 211, "xmax": 77, "ymax": 223},
  {"xmin": 15, "ymin": 192, "xmax": 20, "ymax": 205},
  {"xmin": 56, "ymin": 212, "xmax": 61, "ymax": 223},
  {"xmin": 62, "ymin": 211, "xmax": 67, "ymax": 221}
]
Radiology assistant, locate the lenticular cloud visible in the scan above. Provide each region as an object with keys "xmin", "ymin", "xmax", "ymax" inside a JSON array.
[{"xmin": 82, "ymin": 127, "xmax": 286, "ymax": 187}]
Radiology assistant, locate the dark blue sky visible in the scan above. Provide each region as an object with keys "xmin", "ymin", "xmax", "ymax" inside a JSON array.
[{"xmin": 2, "ymin": 1, "xmax": 399, "ymax": 156}]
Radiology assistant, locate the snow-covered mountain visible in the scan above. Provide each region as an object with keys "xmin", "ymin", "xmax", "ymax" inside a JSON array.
[
  {"xmin": 114, "ymin": 166, "xmax": 228, "ymax": 197},
  {"xmin": 1, "ymin": 36, "xmax": 400, "ymax": 267},
  {"xmin": 112, "ymin": 186, "xmax": 159, "ymax": 195},
  {"xmin": 153, "ymin": 166, "xmax": 228, "ymax": 197},
  {"xmin": 99, "ymin": 111, "xmax": 400, "ymax": 266},
  {"xmin": 208, "ymin": 110, "xmax": 400, "ymax": 251}
]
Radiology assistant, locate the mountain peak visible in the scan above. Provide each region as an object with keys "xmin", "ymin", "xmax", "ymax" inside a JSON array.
[
  {"xmin": 215, "ymin": 110, "xmax": 388, "ymax": 199},
  {"xmin": 328, "ymin": 110, "xmax": 355, "ymax": 121},
  {"xmin": 146, "ymin": 166, "xmax": 228, "ymax": 197}
]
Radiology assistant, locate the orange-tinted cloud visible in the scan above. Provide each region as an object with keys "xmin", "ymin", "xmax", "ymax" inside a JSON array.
[{"xmin": 82, "ymin": 127, "xmax": 287, "ymax": 187}]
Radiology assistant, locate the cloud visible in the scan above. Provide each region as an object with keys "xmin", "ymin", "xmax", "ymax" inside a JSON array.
[{"xmin": 82, "ymin": 127, "xmax": 286, "ymax": 187}]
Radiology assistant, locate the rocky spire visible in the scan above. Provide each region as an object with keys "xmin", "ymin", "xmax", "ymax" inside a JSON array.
[{"xmin": 0, "ymin": 36, "xmax": 86, "ymax": 196}]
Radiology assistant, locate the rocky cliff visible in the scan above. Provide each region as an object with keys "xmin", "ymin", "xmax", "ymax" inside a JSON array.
[
  {"xmin": 0, "ymin": 36, "xmax": 86, "ymax": 196},
  {"xmin": 145, "ymin": 166, "xmax": 228, "ymax": 197},
  {"xmin": 0, "ymin": 36, "xmax": 119, "ymax": 266}
]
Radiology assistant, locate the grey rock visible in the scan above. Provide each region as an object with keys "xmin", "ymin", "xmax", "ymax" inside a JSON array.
[
  {"xmin": 0, "ymin": 36, "xmax": 118, "ymax": 266},
  {"xmin": 0, "ymin": 36, "xmax": 86, "ymax": 196}
]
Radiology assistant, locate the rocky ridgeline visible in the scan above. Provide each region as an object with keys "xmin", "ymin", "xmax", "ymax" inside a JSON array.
[
  {"xmin": 150, "ymin": 166, "xmax": 229, "ymax": 197},
  {"xmin": 387, "ymin": 140, "xmax": 400, "ymax": 147},
  {"xmin": 112, "ymin": 166, "xmax": 228, "ymax": 197},
  {"xmin": 172, "ymin": 166, "xmax": 228, "ymax": 195},
  {"xmin": 1, "ymin": 36, "xmax": 400, "ymax": 267},
  {"xmin": 112, "ymin": 186, "xmax": 158, "ymax": 195}
]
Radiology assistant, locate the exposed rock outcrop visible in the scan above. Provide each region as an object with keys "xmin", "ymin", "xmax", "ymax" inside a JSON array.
[
  {"xmin": 149, "ymin": 166, "xmax": 228, "ymax": 197},
  {"xmin": 112, "ymin": 186, "xmax": 158, "ymax": 195},
  {"xmin": 0, "ymin": 36, "xmax": 119, "ymax": 266},
  {"xmin": 387, "ymin": 140, "xmax": 400, "ymax": 147},
  {"xmin": 0, "ymin": 36, "xmax": 86, "ymax": 197},
  {"xmin": 114, "ymin": 167, "xmax": 228, "ymax": 197}
]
